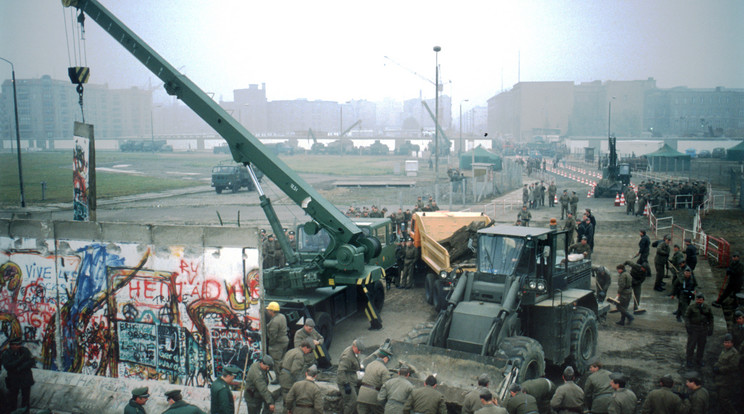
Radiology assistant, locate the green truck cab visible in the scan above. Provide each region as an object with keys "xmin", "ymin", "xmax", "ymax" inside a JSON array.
[{"xmin": 211, "ymin": 163, "xmax": 263, "ymax": 194}]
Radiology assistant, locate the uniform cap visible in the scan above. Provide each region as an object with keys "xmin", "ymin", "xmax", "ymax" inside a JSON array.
[
  {"xmin": 164, "ymin": 390, "xmax": 181, "ymax": 399},
  {"xmin": 261, "ymin": 354, "xmax": 275, "ymax": 367},
  {"xmin": 684, "ymin": 267, "xmax": 692, "ymax": 272},
  {"xmin": 581, "ymin": 236, "xmax": 588, "ymax": 240},
  {"xmin": 724, "ymin": 333, "xmax": 733, "ymax": 342},
  {"xmin": 266, "ymin": 301, "xmax": 280, "ymax": 311},
  {"xmin": 304, "ymin": 318, "xmax": 316, "ymax": 327},
  {"xmin": 684, "ymin": 238, "xmax": 691, "ymax": 243},
  {"xmin": 352, "ymin": 338, "xmax": 365, "ymax": 353},
  {"xmin": 132, "ymin": 387, "xmax": 150, "ymax": 398},
  {"xmin": 695, "ymin": 292, "xmax": 705, "ymax": 299},
  {"xmin": 735, "ymin": 310, "xmax": 744, "ymax": 318},
  {"xmin": 563, "ymin": 366, "xmax": 575, "ymax": 377},
  {"xmin": 477, "ymin": 374, "xmax": 491, "ymax": 385},
  {"xmin": 260, "ymin": 229, "xmax": 266, "ymax": 234},
  {"xmin": 306, "ymin": 364, "xmax": 318, "ymax": 377},
  {"xmin": 223, "ymin": 366, "xmax": 240, "ymax": 376},
  {"xmin": 509, "ymin": 383, "xmax": 521, "ymax": 393}
]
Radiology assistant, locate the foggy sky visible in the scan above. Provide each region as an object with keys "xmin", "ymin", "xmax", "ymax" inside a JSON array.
[{"xmin": 1, "ymin": 0, "xmax": 743, "ymax": 109}]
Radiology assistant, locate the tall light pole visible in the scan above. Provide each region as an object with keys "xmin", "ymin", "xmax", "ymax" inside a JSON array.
[
  {"xmin": 1, "ymin": 57, "xmax": 26, "ymax": 207},
  {"xmin": 433, "ymin": 45, "xmax": 441, "ymax": 202},
  {"xmin": 459, "ymin": 99, "xmax": 469, "ymax": 159},
  {"xmin": 608, "ymin": 96, "xmax": 615, "ymax": 139}
]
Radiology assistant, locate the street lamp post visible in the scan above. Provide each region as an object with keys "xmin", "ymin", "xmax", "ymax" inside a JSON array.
[
  {"xmin": 608, "ymin": 96, "xmax": 615, "ymax": 139},
  {"xmin": 1, "ymin": 57, "xmax": 26, "ymax": 207},
  {"xmin": 433, "ymin": 46, "xmax": 441, "ymax": 202},
  {"xmin": 459, "ymin": 99, "xmax": 469, "ymax": 158}
]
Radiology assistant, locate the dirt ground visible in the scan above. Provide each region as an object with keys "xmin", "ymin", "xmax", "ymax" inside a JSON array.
[{"xmin": 7, "ymin": 157, "xmax": 743, "ymax": 412}]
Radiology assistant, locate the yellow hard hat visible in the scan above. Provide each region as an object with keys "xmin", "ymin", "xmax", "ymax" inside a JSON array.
[{"xmin": 266, "ymin": 302, "xmax": 280, "ymax": 311}]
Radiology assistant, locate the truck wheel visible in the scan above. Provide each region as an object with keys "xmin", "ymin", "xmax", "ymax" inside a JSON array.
[
  {"xmin": 314, "ymin": 311, "xmax": 333, "ymax": 350},
  {"xmin": 231, "ymin": 181, "xmax": 240, "ymax": 193},
  {"xmin": 424, "ymin": 273, "xmax": 436, "ymax": 304},
  {"xmin": 432, "ymin": 279, "xmax": 446, "ymax": 311},
  {"xmin": 569, "ymin": 306, "xmax": 598, "ymax": 374},
  {"xmin": 498, "ymin": 336, "xmax": 546, "ymax": 383},
  {"xmin": 215, "ymin": 187, "xmax": 223, "ymax": 194}
]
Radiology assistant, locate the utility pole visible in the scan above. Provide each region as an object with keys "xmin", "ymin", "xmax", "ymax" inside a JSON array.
[
  {"xmin": 1, "ymin": 57, "xmax": 26, "ymax": 207},
  {"xmin": 433, "ymin": 46, "xmax": 441, "ymax": 203}
]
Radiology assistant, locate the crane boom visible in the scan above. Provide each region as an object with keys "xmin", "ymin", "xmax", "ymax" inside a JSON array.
[{"xmin": 422, "ymin": 101, "xmax": 451, "ymax": 154}]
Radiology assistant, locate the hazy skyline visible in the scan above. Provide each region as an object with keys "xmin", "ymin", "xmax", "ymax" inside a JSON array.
[{"xmin": 1, "ymin": 0, "xmax": 743, "ymax": 111}]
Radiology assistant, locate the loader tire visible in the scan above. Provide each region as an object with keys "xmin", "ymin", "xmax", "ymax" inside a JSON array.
[
  {"xmin": 424, "ymin": 273, "xmax": 436, "ymax": 305},
  {"xmin": 404, "ymin": 322, "xmax": 434, "ymax": 345},
  {"xmin": 569, "ymin": 306, "xmax": 598, "ymax": 374},
  {"xmin": 498, "ymin": 336, "xmax": 545, "ymax": 383}
]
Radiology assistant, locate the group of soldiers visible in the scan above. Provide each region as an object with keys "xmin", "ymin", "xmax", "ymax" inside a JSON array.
[
  {"xmin": 345, "ymin": 206, "xmax": 388, "ymax": 219},
  {"xmin": 521, "ymin": 181, "xmax": 553, "ymax": 210},
  {"xmin": 261, "ymin": 229, "xmax": 297, "ymax": 270},
  {"xmin": 625, "ymin": 180, "xmax": 708, "ymax": 216}
]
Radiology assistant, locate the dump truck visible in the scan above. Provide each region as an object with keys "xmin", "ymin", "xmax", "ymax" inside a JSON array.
[{"xmin": 410, "ymin": 211, "xmax": 492, "ymax": 310}]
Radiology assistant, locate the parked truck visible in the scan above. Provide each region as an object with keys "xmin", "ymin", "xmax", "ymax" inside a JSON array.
[{"xmin": 410, "ymin": 211, "xmax": 492, "ymax": 310}]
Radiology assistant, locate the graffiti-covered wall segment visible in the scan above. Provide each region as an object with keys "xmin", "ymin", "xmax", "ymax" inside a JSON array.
[{"xmin": 0, "ymin": 220, "xmax": 260, "ymax": 386}]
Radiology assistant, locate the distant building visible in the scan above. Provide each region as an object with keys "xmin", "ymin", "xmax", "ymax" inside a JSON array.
[{"xmin": 644, "ymin": 86, "xmax": 744, "ymax": 137}]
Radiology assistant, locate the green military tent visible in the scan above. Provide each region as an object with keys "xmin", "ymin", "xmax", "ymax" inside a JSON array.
[
  {"xmin": 459, "ymin": 146, "xmax": 502, "ymax": 171},
  {"xmin": 646, "ymin": 144, "xmax": 691, "ymax": 172},
  {"xmin": 725, "ymin": 141, "xmax": 744, "ymax": 161}
]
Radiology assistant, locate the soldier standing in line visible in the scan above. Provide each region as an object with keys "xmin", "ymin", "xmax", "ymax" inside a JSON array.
[
  {"xmin": 685, "ymin": 238, "xmax": 698, "ymax": 271},
  {"xmin": 569, "ymin": 191, "xmax": 579, "ymax": 217},
  {"xmin": 279, "ymin": 341, "xmax": 314, "ymax": 410},
  {"xmin": 684, "ymin": 292, "xmax": 713, "ymax": 368},
  {"xmin": 640, "ymin": 374, "xmax": 682, "ymax": 414},
  {"xmin": 713, "ymin": 333, "xmax": 740, "ymax": 414},
  {"xmin": 211, "ymin": 367, "xmax": 239, "ymax": 414},
  {"xmin": 634, "ymin": 230, "xmax": 650, "ymax": 264},
  {"xmin": 550, "ymin": 366, "xmax": 584, "ymax": 414},
  {"xmin": 652, "ymin": 236, "xmax": 671, "ymax": 292},
  {"xmin": 378, "ymin": 365, "xmax": 414, "ymax": 414},
  {"xmin": 474, "ymin": 390, "xmax": 506, "ymax": 414},
  {"xmin": 262, "ymin": 234, "xmax": 275, "ymax": 269},
  {"xmin": 606, "ymin": 373, "xmax": 636, "ymax": 414},
  {"xmin": 461, "ymin": 374, "xmax": 490, "ymax": 414},
  {"xmin": 403, "ymin": 375, "xmax": 447, "ymax": 414},
  {"xmin": 559, "ymin": 190, "xmax": 570, "ymax": 220},
  {"xmin": 504, "ymin": 383, "xmax": 540, "ymax": 414},
  {"xmin": 624, "ymin": 260, "xmax": 648, "ymax": 310},
  {"xmin": 285, "ymin": 365, "xmax": 323, "ymax": 414},
  {"xmin": 625, "ymin": 187, "xmax": 636, "ymax": 215},
  {"xmin": 713, "ymin": 252, "xmax": 743, "ymax": 332},
  {"xmin": 394, "ymin": 241, "xmax": 406, "ymax": 288},
  {"xmin": 681, "ymin": 372, "xmax": 708, "ymax": 414},
  {"xmin": 273, "ymin": 234, "xmax": 285, "ymax": 268},
  {"xmin": 548, "ymin": 181, "xmax": 557, "ymax": 208},
  {"xmin": 337, "ymin": 338, "xmax": 364, "ymax": 414},
  {"xmin": 522, "ymin": 185, "xmax": 529, "ymax": 207},
  {"xmin": 517, "ymin": 205, "xmax": 532, "ymax": 227},
  {"xmin": 400, "ymin": 239, "xmax": 419, "ymax": 290},
  {"xmin": 124, "ymin": 387, "xmax": 150, "ymax": 414},
  {"xmin": 416, "ymin": 196, "xmax": 425, "ymax": 211},
  {"xmin": 163, "ymin": 390, "xmax": 206, "ymax": 414},
  {"xmin": 519, "ymin": 378, "xmax": 555, "ymax": 414},
  {"xmin": 244, "ymin": 355, "xmax": 276, "ymax": 414},
  {"xmin": 563, "ymin": 213, "xmax": 576, "ymax": 246},
  {"xmin": 0, "ymin": 337, "xmax": 35, "ymax": 413},
  {"xmin": 614, "ymin": 264, "xmax": 634, "ymax": 326},
  {"xmin": 670, "ymin": 245, "xmax": 685, "ymax": 283},
  {"xmin": 583, "ymin": 360, "xmax": 613, "ymax": 414},
  {"xmin": 671, "ymin": 267, "xmax": 697, "ymax": 322},
  {"xmin": 266, "ymin": 302, "xmax": 290, "ymax": 369},
  {"xmin": 357, "ymin": 349, "xmax": 393, "ymax": 414}
]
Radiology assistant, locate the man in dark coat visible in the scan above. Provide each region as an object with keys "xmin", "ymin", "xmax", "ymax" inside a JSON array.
[
  {"xmin": 211, "ymin": 366, "xmax": 239, "ymax": 414},
  {"xmin": 1, "ymin": 337, "xmax": 35, "ymax": 412},
  {"xmin": 124, "ymin": 386, "xmax": 150, "ymax": 414},
  {"xmin": 635, "ymin": 230, "xmax": 650, "ymax": 264},
  {"xmin": 640, "ymin": 374, "xmax": 682, "ymax": 414},
  {"xmin": 163, "ymin": 390, "xmax": 206, "ymax": 414},
  {"xmin": 714, "ymin": 252, "xmax": 744, "ymax": 331},
  {"xmin": 653, "ymin": 236, "xmax": 671, "ymax": 292},
  {"xmin": 684, "ymin": 239, "xmax": 698, "ymax": 271},
  {"xmin": 684, "ymin": 292, "xmax": 713, "ymax": 368}
]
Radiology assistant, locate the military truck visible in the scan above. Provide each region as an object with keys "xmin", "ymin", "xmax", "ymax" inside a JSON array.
[
  {"xmin": 211, "ymin": 163, "xmax": 264, "ymax": 194},
  {"xmin": 410, "ymin": 211, "xmax": 492, "ymax": 311},
  {"xmin": 387, "ymin": 225, "xmax": 600, "ymax": 401}
]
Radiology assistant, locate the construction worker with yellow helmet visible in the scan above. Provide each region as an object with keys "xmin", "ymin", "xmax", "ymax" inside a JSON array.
[{"xmin": 265, "ymin": 301, "xmax": 289, "ymax": 373}]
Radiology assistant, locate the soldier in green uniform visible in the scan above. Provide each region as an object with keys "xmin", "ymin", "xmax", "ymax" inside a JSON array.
[
  {"xmin": 404, "ymin": 375, "xmax": 447, "ymax": 414},
  {"xmin": 670, "ymin": 245, "xmax": 684, "ymax": 283},
  {"xmin": 400, "ymin": 240, "xmax": 419, "ymax": 289},
  {"xmin": 732, "ymin": 310, "xmax": 744, "ymax": 352},
  {"xmin": 713, "ymin": 252, "xmax": 743, "ymax": 332},
  {"xmin": 461, "ymin": 374, "xmax": 489, "ymax": 414},
  {"xmin": 517, "ymin": 206, "xmax": 532, "ymax": 227},
  {"xmin": 124, "ymin": 387, "xmax": 150, "ymax": 414},
  {"xmin": 607, "ymin": 373, "xmax": 636, "ymax": 414},
  {"xmin": 568, "ymin": 237, "xmax": 591, "ymax": 259},
  {"xmin": 505, "ymin": 383, "xmax": 539, "ymax": 414},
  {"xmin": 285, "ymin": 365, "xmax": 324, "ymax": 414},
  {"xmin": 583, "ymin": 360, "xmax": 613, "ymax": 414},
  {"xmin": 357, "ymin": 349, "xmax": 393, "ymax": 414},
  {"xmin": 681, "ymin": 372, "xmax": 708, "ymax": 414},
  {"xmin": 640, "ymin": 374, "xmax": 682, "ymax": 414},
  {"xmin": 625, "ymin": 187, "xmax": 636, "ymax": 215},
  {"xmin": 337, "ymin": 338, "xmax": 364, "ymax": 414},
  {"xmin": 266, "ymin": 302, "xmax": 290, "ymax": 370},
  {"xmin": 548, "ymin": 182, "xmax": 557, "ymax": 207},
  {"xmin": 684, "ymin": 292, "xmax": 713, "ymax": 368},
  {"xmin": 614, "ymin": 264, "xmax": 634, "ymax": 326},
  {"xmin": 559, "ymin": 190, "xmax": 570, "ymax": 220},
  {"xmin": 263, "ymin": 234, "xmax": 275, "ymax": 269},
  {"xmin": 294, "ymin": 318, "xmax": 327, "ymax": 367},
  {"xmin": 671, "ymin": 267, "xmax": 697, "ymax": 322},
  {"xmin": 623, "ymin": 260, "xmax": 648, "ymax": 311},
  {"xmin": 474, "ymin": 390, "xmax": 506, "ymax": 414},
  {"xmin": 713, "ymin": 333, "xmax": 740, "ymax": 414},
  {"xmin": 378, "ymin": 365, "xmax": 414, "ymax": 414},
  {"xmin": 211, "ymin": 366, "xmax": 238, "ymax": 414},
  {"xmin": 1, "ymin": 337, "xmax": 35, "ymax": 413},
  {"xmin": 244, "ymin": 355, "xmax": 276, "ymax": 414},
  {"xmin": 569, "ymin": 191, "xmax": 579, "ymax": 217},
  {"xmin": 563, "ymin": 213, "xmax": 577, "ymax": 245},
  {"xmin": 520, "ymin": 377, "xmax": 555, "ymax": 414},
  {"xmin": 550, "ymin": 367, "xmax": 584, "ymax": 414},
  {"xmin": 279, "ymin": 341, "xmax": 314, "ymax": 410},
  {"xmin": 162, "ymin": 390, "xmax": 206, "ymax": 414},
  {"xmin": 652, "ymin": 236, "xmax": 671, "ymax": 292}
]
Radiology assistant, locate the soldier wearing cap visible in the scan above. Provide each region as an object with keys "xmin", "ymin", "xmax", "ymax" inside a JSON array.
[
  {"xmin": 124, "ymin": 387, "xmax": 150, "ymax": 414},
  {"xmin": 653, "ymin": 235, "xmax": 671, "ymax": 292},
  {"xmin": 212, "ymin": 366, "xmax": 239, "ymax": 414},
  {"xmin": 714, "ymin": 251, "xmax": 743, "ymax": 332},
  {"xmin": 684, "ymin": 292, "xmax": 713, "ymax": 368},
  {"xmin": 684, "ymin": 239, "xmax": 698, "ymax": 271},
  {"xmin": 294, "ymin": 318, "xmax": 324, "ymax": 359},
  {"xmin": 266, "ymin": 302, "xmax": 290, "ymax": 368},
  {"xmin": 279, "ymin": 340, "xmax": 314, "ymax": 409},
  {"xmin": 337, "ymin": 338, "xmax": 364, "ymax": 414},
  {"xmin": 285, "ymin": 365, "xmax": 323, "ymax": 414},
  {"xmin": 583, "ymin": 359, "xmax": 612, "ymax": 413},
  {"xmin": 733, "ymin": 310, "xmax": 744, "ymax": 351},
  {"xmin": 1, "ymin": 337, "xmax": 35, "ymax": 413},
  {"xmin": 400, "ymin": 239, "xmax": 419, "ymax": 289},
  {"xmin": 163, "ymin": 390, "xmax": 205, "ymax": 414},
  {"xmin": 461, "ymin": 374, "xmax": 490, "ymax": 414},
  {"xmin": 640, "ymin": 374, "xmax": 682, "ymax": 414},
  {"xmin": 263, "ymin": 234, "xmax": 275, "ymax": 269},
  {"xmin": 550, "ymin": 366, "xmax": 583, "ymax": 414},
  {"xmin": 568, "ymin": 237, "xmax": 591, "ymax": 259},
  {"xmin": 474, "ymin": 390, "xmax": 506, "ymax": 414},
  {"xmin": 714, "ymin": 333, "xmax": 740, "ymax": 413},
  {"xmin": 671, "ymin": 266, "xmax": 697, "ymax": 322},
  {"xmin": 607, "ymin": 373, "xmax": 635, "ymax": 414},
  {"xmin": 244, "ymin": 355, "xmax": 276, "ymax": 414},
  {"xmin": 378, "ymin": 365, "xmax": 413, "ymax": 414},
  {"xmin": 357, "ymin": 348, "xmax": 394, "ymax": 414},
  {"xmin": 682, "ymin": 372, "xmax": 708, "ymax": 414},
  {"xmin": 403, "ymin": 375, "xmax": 446, "ymax": 414},
  {"xmin": 505, "ymin": 383, "xmax": 539, "ymax": 414}
]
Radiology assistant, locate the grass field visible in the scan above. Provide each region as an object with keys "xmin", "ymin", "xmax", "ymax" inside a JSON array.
[{"xmin": 1, "ymin": 150, "xmax": 422, "ymax": 207}]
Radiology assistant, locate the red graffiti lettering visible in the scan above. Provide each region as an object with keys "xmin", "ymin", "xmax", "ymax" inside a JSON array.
[
  {"xmin": 178, "ymin": 260, "xmax": 200, "ymax": 284},
  {"xmin": 143, "ymin": 279, "xmax": 157, "ymax": 299},
  {"xmin": 202, "ymin": 279, "xmax": 222, "ymax": 301}
]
